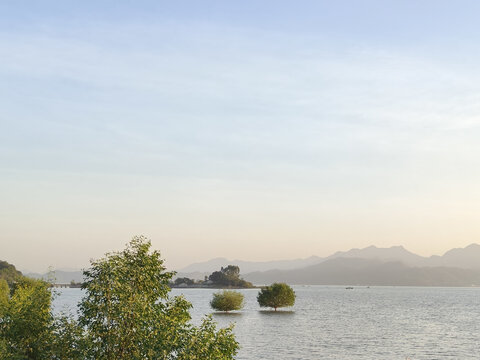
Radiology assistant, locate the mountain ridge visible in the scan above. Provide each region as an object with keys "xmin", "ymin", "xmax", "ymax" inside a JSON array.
[
  {"xmin": 243, "ymin": 257, "xmax": 480, "ymax": 286},
  {"xmin": 178, "ymin": 255, "xmax": 324, "ymax": 274},
  {"xmin": 23, "ymin": 243, "xmax": 480, "ymax": 285},
  {"xmin": 179, "ymin": 243, "xmax": 480, "ymax": 274}
]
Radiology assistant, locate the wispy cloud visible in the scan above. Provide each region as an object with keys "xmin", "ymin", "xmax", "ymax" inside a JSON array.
[{"xmin": 2, "ymin": 6, "xmax": 480, "ymax": 270}]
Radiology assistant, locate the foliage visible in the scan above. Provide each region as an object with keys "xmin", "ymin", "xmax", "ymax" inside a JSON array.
[
  {"xmin": 0, "ymin": 277, "xmax": 53, "ymax": 360},
  {"xmin": 175, "ymin": 316, "xmax": 238, "ymax": 359},
  {"xmin": 0, "ymin": 279, "xmax": 10, "ymax": 357},
  {"xmin": 0, "ymin": 260, "xmax": 23, "ymax": 287},
  {"xmin": 0, "ymin": 279, "xmax": 9, "ymax": 310},
  {"xmin": 174, "ymin": 277, "xmax": 195, "ymax": 286},
  {"xmin": 78, "ymin": 235, "xmax": 238, "ymax": 360},
  {"xmin": 210, "ymin": 290, "xmax": 244, "ymax": 312},
  {"xmin": 0, "ymin": 275, "xmax": 85, "ymax": 360},
  {"xmin": 257, "ymin": 282, "xmax": 296, "ymax": 311},
  {"xmin": 50, "ymin": 315, "xmax": 88, "ymax": 360},
  {"xmin": 208, "ymin": 265, "xmax": 253, "ymax": 288},
  {"xmin": 0, "ymin": 237, "xmax": 239, "ymax": 359},
  {"xmin": 221, "ymin": 265, "xmax": 240, "ymax": 278}
]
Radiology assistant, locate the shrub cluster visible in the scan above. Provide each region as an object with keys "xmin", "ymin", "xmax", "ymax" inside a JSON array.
[
  {"xmin": 210, "ymin": 290, "xmax": 245, "ymax": 312},
  {"xmin": 209, "ymin": 283, "xmax": 296, "ymax": 313}
]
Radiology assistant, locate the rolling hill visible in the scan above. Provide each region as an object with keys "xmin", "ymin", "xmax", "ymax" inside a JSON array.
[{"xmin": 243, "ymin": 257, "xmax": 480, "ymax": 286}]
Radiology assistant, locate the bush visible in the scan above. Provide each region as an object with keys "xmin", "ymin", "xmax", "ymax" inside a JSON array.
[
  {"xmin": 210, "ymin": 290, "xmax": 244, "ymax": 312},
  {"xmin": 257, "ymin": 283, "xmax": 295, "ymax": 311}
]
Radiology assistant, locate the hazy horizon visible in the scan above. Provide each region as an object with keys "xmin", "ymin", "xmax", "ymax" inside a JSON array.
[
  {"xmin": 17, "ymin": 242, "xmax": 480, "ymax": 274},
  {"xmin": 2, "ymin": 1, "xmax": 480, "ymax": 273}
]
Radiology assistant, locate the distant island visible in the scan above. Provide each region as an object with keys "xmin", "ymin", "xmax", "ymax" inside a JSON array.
[{"xmin": 171, "ymin": 265, "xmax": 254, "ymax": 288}]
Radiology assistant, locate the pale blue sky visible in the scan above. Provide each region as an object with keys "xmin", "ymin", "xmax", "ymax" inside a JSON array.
[{"xmin": 2, "ymin": 1, "xmax": 480, "ymax": 272}]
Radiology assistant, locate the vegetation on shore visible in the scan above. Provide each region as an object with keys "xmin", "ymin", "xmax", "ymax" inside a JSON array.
[
  {"xmin": 210, "ymin": 290, "xmax": 244, "ymax": 312},
  {"xmin": 1, "ymin": 239, "xmax": 300, "ymax": 359},
  {"xmin": 0, "ymin": 236, "xmax": 239, "ymax": 359},
  {"xmin": 0, "ymin": 260, "xmax": 23, "ymax": 287}
]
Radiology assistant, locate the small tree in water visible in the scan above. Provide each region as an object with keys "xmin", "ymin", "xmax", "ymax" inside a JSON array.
[
  {"xmin": 79, "ymin": 235, "xmax": 238, "ymax": 359},
  {"xmin": 257, "ymin": 283, "xmax": 295, "ymax": 311},
  {"xmin": 210, "ymin": 290, "xmax": 244, "ymax": 312}
]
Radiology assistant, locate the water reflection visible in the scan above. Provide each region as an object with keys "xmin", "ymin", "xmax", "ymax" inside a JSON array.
[
  {"xmin": 258, "ymin": 310, "xmax": 295, "ymax": 316},
  {"xmin": 53, "ymin": 286, "xmax": 480, "ymax": 360},
  {"xmin": 212, "ymin": 312, "xmax": 244, "ymax": 318}
]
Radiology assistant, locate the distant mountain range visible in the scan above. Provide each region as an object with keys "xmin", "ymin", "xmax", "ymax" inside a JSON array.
[
  {"xmin": 326, "ymin": 244, "xmax": 480, "ymax": 269},
  {"xmin": 179, "ymin": 255, "xmax": 323, "ymax": 274},
  {"xmin": 177, "ymin": 244, "xmax": 480, "ymax": 286},
  {"xmin": 243, "ymin": 258, "xmax": 480, "ymax": 286},
  {"xmin": 23, "ymin": 243, "xmax": 480, "ymax": 286},
  {"xmin": 179, "ymin": 243, "xmax": 480, "ymax": 273}
]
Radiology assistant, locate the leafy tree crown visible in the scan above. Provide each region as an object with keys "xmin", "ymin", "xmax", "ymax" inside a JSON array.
[
  {"xmin": 257, "ymin": 282, "xmax": 296, "ymax": 311},
  {"xmin": 78, "ymin": 235, "xmax": 239, "ymax": 359},
  {"xmin": 210, "ymin": 290, "xmax": 244, "ymax": 312}
]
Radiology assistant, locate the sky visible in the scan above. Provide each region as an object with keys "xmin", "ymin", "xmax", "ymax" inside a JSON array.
[{"xmin": 1, "ymin": 1, "xmax": 480, "ymax": 272}]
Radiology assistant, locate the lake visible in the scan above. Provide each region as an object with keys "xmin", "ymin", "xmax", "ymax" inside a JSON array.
[{"xmin": 53, "ymin": 286, "xmax": 480, "ymax": 359}]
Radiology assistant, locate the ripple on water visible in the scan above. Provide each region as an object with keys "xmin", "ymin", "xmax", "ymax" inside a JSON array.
[{"xmin": 53, "ymin": 286, "xmax": 480, "ymax": 360}]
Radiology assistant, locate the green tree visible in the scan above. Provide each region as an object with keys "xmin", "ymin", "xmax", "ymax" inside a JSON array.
[
  {"xmin": 174, "ymin": 277, "xmax": 195, "ymax": 286},
  {"xmin": 50, "ymin": 315, "xmax": 88, "ymax": 360},
  {"xmin": 0, "ymin": 279, "xmax": 9, "ymax": 310},
  {"xmin": 208, "ymin": 265, "xmax": 253, "ymax": 288},
  {"xmin": 78, "ymin": 235, "xmax": 238, "ymax": 360},
  {"xmin": 210, "ymin": 290, "xmax": 244, "ymax": 312},
  {"xmin": 0, "ymin": 260, "xmax": 23, "ymax": 287},
  {"xmin": 0, "ymin": 273, "xmax": 87, "ymax": 360},
  {"xmin": 208, "ymin": 270, "xmax": 227, "ymax": 284},
  {"xmin": 0, "ymin": 279, "xmax": 10, "ymax": 357},
  {"xmin": 0, "ymin": 277, "xmax": 53, "ymax": 360},
  {"xmin": 221, "ymin": 265, "xmax": 240, "ymax": 278},
  {"xmin": 175, "ymin": 316, "xmax": 238, "ymax": 359},
  {"xmin": 257, "ymin": 283, "xmax": 296, "ymax": 311}
]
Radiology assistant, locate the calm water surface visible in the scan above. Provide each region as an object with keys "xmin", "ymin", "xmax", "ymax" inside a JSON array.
[{"xmin": 53, "ymin": 286, "xmax": 480, "ymax": 359}]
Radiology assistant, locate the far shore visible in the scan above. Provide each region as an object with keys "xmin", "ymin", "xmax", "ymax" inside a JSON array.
[{"xmin": 170, "ymin": 284, "xmax": 262, "ymax": 289}]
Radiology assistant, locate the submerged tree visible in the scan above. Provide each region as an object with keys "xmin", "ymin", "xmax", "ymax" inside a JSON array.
[
  {"xmin": 257, "ymin": 283, "xmax": 296, "ymax": 311},
  {"xmin": 210, "ymin": 290, "xmax": 244, "ymax": 312},
  {"xmin": 79, "ymin": 235, "xmax": 238, "ymax": 360}
]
